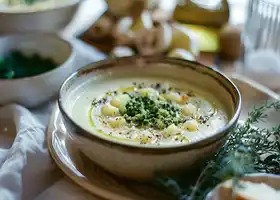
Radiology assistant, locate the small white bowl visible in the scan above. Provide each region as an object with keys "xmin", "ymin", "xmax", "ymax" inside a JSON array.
[
  {"xmin": 0, "ymin": 0, "xmax": 81, "ymax": 34},
  {"xmin": 0, "ymin": 33, "xmax": 75, "ymax": 108},
  {"xmin": 205, "ymin": 173, "xmax": 280, "ymax": 200}
]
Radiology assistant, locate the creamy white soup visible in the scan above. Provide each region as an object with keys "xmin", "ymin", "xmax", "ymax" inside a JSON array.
[{"xmin": 66, "ymin": 77, "xmax": 228, "ymax": 146}]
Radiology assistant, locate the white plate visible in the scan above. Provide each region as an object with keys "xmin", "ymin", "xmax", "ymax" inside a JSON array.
[{"xmin": 47, "ymin": 74, "xmax": 280, "ymax": 200}]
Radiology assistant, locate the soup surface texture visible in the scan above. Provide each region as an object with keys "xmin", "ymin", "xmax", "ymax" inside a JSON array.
[{"xmin": 66, "ymin": 77, "xmax": 228, "ymax": 147}]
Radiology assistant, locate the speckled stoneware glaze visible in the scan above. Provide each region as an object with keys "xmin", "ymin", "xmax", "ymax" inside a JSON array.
[{"xmin": 58, "ymin": 56, "xmax": 241, "ymax": 180}]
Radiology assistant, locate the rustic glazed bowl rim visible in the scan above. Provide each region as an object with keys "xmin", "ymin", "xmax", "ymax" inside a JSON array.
[
  {"xmin": 0, "ymin": 32, "xmax": 74, "ymax": 82},
  {"xmin": 58, "ymin": 56, "xmax": 241, "ymax": 152},
  {"xmin": 0, "ymin": 0, "xmax": 81, "ymax": 14}
]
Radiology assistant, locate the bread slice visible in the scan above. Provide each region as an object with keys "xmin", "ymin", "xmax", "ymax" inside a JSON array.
[{"xmin": 214, "ymin": 180, "xmax": 280, "ymax": 200}]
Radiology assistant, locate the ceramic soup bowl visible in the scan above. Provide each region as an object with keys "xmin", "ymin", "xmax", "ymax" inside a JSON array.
[{"xmin": 58, "ymin": 56, "xmax": 241, "ymax": 180}]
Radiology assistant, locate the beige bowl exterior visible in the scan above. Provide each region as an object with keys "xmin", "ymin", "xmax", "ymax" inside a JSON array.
[
  {"xmin": 0, "ymin": 0, "xmax": 81, "ymax": 34},
  {"xmin": 68, "ymin": 132, "xmax": 227, "ymax": 180},
  {"xmin": 59, "ymin": 56, "xmax": 241, "ymax": 180},
  {"xmin": 0, "ymin": 33, "xmax": 75, "ymax": 108}
]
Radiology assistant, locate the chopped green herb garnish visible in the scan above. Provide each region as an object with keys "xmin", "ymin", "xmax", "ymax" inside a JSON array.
[{"xmin": 121, "ymin": 95, "xmax": 182, "ymax": 129}]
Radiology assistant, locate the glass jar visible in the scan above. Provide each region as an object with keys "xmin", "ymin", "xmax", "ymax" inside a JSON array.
[{"xmin": 237, "ymin": 0, "xmax": 280, "ymax": 89}]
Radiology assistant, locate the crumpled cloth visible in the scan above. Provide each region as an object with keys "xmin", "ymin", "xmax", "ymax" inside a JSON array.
[
  {"xmin": 0, "ymin": 39, "xmax": 106, "ymax": 200},
  {"xmin": 0, "ymin": 104, "xmax": 99, "ymax": 200}
]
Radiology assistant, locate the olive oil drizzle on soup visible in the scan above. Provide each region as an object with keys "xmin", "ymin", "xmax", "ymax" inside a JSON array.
[{"xmin": 76, "ymin": 80, "xmax": 229, "ymax": 146}]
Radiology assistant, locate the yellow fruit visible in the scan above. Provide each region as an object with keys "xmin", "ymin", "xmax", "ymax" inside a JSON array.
[
  {"xmin": 181, "ymin": 24, "xmax": 220, "ymax": 53},
  {"xmin": 170, "ymin": 24, "xmax": 200, "ymax": 56}
]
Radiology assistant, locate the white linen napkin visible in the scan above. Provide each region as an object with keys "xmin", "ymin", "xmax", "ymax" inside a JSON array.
[
  {"xmin": 0, "ymin": 38, "xmax": 106, "ymax": 199},
  {"xmin": 0, "ymin": 104, "xmax": 100, "ymax": 200}
]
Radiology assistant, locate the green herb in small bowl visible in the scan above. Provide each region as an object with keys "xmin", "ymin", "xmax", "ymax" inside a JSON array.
[
  {"xmin": 0, "ymin": 33, "xmax": 74, "ymax": 107},
  {"xmin": 0, "ymin": 50, "xmax": 57, "ymax": 79}
]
